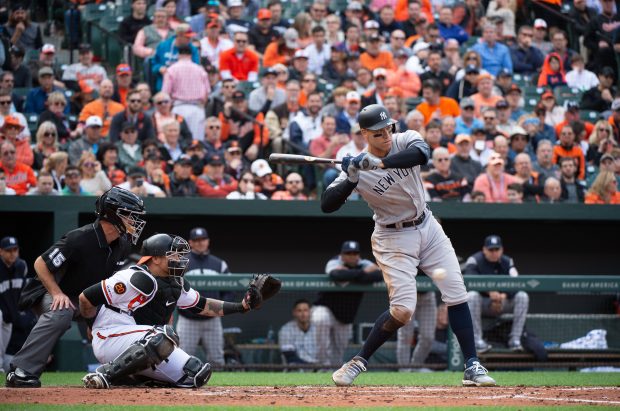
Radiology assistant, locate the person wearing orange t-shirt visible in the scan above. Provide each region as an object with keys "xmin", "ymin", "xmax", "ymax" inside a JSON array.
[
  {"xmin": 553, "ymin": 124, "xmax": 586, "ymax": 180},
  {"xmin": 360, "ymin": 34, "xmax": 396, "ymax": 72},
  {"xmin": 271, "ymin": 172, "xmax": 308, "ymax": 200},
  {"xmin": 470, "ymin": 74, "xmax": 503, "ymax": 118},
  {"xmin": 584, "ymin": 171, "xmax": 620, "ymax": 204},
  {"xmin": 416, "ymin": 79, "xmax": 460, "ymax": 125},
  {"xmin": 219, "ymin": 31, "xmax": 259, "ymax": 81},
  {"xmin": 554, "ymin": 102, "xmax": 594, "ymax": 140},
  {"xmin": 78, "ymin": 79, "xmax": 125, "ymax": 138},
  {"xmin": 0, "ymin": 141, "xmax": 36, "ymax": 195}
]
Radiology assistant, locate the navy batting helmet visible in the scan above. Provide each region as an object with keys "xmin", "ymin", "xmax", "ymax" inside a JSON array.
[{"xmin": 358, "ymin": 104, "xmax": 397, "ymax": 131}]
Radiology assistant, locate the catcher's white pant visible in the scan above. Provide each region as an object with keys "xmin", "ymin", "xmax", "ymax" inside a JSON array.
[
  {"xmin": 177, "ymin": 316, "xmax": 225, "ymax": 365},
  {"xmin": 371, "ymin": 212, "xmax": 468, "ymax": 325},
  {"xmin": 311, "ymin": 305, "xmax": 352, "ymax": 366},
  {"xmin": 172, "ymin": 103, "xmax": 205, "ymax": 142},
  {"xmin": 92, "ymin": 325, "xmax": 192, "ymax": 384},
  {"xmin": 396, "ymin": 292, "xmax": 437, "ymax": 366}
]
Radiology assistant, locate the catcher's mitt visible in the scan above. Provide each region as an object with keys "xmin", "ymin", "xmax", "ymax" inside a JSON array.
[{"xmin": 243, "ymin": 274, "xmax": 282, "ymax": 310}]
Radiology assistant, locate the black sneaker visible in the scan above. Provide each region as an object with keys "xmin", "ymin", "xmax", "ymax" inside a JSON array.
[{"xmin": 5, "ymin": 368, "xmax": 41, "ymax": 388}]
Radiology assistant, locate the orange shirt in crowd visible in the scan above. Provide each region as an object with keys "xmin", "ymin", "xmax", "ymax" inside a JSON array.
[
  {"xmin": 387, "ymin": 68, "xmax": 421, "ymax": 98},
  {"xmin": 416, "ymin": 97, "xmax": 461, "ymax": 125},
  {"xmin": 219, "ymin": 48, "xmax": 259, "ymax": 81},
  {"xmin": 471, "ymin": 93, "xmax": 503, "ymax": 117},
  {"xmin": 271, "ymin": 190, "xmax": 308, "ymax": 200},
  {"xmin": 360, "ymin": 51, "xmax": 396, "ymax": 71},
  {"xmin": 584, "ymin": 192, "xmax": 620, "ymax": 204},
  {"xmin": 395, "ymin": 0, "xmax": 434, "ymax": 22},
  {"xmin": 0, "ymin": 161, "xmax": 37, "ymax": 195},
  {"xmin": 552, "ymin": 144, "xmax": 586, "ymax": 180},
  {"xmin": 262, "ymin": 42, "xmax": 290, "ymax": 68},
  {"xmin": 79, "ymin": 98, "xmax": 124, "ymax": 137},
  {"xmin": 555, "ymin": 120, "xmax": 593, "ymax": 140},
  {"xmin": 2, "ymin": 138, "xmax": 34, "ymax": 167}
]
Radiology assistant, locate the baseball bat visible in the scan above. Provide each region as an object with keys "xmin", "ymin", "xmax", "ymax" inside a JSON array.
[{"xmin": 268, "ymin": 153, "xmax": 342, "ymax": 165}]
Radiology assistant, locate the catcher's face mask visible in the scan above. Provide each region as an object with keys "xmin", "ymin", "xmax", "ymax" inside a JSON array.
[{"xmin": 166, "ymin": 236, "xmax": 190, "ymax": 285}]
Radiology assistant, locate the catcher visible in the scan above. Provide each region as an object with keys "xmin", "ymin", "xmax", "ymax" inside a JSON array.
[{"xmin": 78, "ymin": 233, "xmax": 280, "ymax": 389}]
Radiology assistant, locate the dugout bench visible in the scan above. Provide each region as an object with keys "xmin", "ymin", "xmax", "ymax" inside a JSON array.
[{"xmin": 48, "ymin": 274, "xmax": 620, "ymax": 372}]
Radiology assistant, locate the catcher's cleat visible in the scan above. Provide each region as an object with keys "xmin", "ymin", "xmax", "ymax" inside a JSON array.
[
  {"xmin": 83, "ymin": 372, "xmax": 111, "ymax": 389},
  {"xmin": 5, "ymin": 368, "xmax": 41, "ymax": 388},
  {"xmin": 462, "ymin": 361, "xmax": 496, "ymax": 387},
  {"xmin": 332, "ymin": 358, "xmax": 367, "ymax": 386}
]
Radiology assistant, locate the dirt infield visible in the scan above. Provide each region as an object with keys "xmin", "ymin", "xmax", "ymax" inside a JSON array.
[{"xmin": 2, "ymin": 386, "xmax": 620, "ymax": 407}]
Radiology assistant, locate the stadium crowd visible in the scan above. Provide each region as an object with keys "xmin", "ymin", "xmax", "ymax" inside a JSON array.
[{"xmin": 0, "ymin": 0, "xmax": 619, "ymax": 203}]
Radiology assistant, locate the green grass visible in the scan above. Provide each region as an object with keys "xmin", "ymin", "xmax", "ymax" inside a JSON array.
[{"xmin": 24, "ymin": 371, "xmax": 620, "ymax": 386}]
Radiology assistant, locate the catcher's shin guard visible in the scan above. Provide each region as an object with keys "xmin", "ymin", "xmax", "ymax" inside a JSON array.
[
  {"xmin": 177, "ymin": 356, "xmax": 212, "ymax": 388},
  {"xmin": 97, "ymin": 326, "xmax": 178, "ymax": 384}
]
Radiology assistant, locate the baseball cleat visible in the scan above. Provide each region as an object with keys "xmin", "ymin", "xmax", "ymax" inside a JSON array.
[
  {"xmin": 462, "ymin": 361, "xmax": 496, "ymax": 387},
  {"xmin": 508, "ymin": 338, "xmax": 524, "ymax": 352},
  {"xmin": 475, "ymin": 340, "xmax": 492, "ymax": 354},
  {"xmin": 5, "ymin": 368, "xmax": 41, "ymax": 388},
  {"xmin": 83, "ymin": 372, "xmax": 111, "ymax": 389},
  {"xmin": 332, "ymin": 358, "xmax": 367, "ymax": 386}
]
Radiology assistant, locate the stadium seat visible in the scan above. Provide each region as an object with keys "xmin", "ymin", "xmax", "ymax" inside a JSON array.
[
  {"xmin": 13, "ymin": 88, "xmax": 29, "ymax": 98},
  {"xmin": 580, "ymin": 110, "xmax": 601, "ymax": 122},
  {"xmin": 238, "ymin": 81, "xmax": 259, "ymax": 96},
  {"xmin": 405, "ymin": 97, "xmax": 424, "ymax": 111},
  {"xmin": 26, "ymin": 113, "xmax": 39, "ymax": 136}
]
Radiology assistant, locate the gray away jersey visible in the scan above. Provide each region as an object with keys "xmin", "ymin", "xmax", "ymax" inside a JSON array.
[{"xmin": 328, "ymin": 130, "xmax": 427, "ymax": 226}]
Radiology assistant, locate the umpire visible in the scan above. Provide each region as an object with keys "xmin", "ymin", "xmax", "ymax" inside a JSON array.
[{"xmin": 5, "ymin": 187, "xmax": 146, "ymax": 388}]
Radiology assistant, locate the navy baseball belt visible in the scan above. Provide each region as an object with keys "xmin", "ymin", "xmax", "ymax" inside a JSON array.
[{"xmin": 384, "ymin": 210, "xmax": 426, "ymax": 229}]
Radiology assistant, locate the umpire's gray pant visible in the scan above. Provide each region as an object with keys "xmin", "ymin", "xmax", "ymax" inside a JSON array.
[
  {"xmin": 11, "ymin": 293, "xmax": 78, "ymax": 376},
  {"xmin": 396, "ymin": 292, "xmax": 437, "ymax": 366},
  {"xmin": 176, "ymin": 316, "xmax": 225, "ymax": 365},
  {"xmin": 311, "ymin": 305, "xmax": 352, "ymax": 366},
  {"xmin": 468, "ymin": 291, "xmax": 530, "ymax": 342}
]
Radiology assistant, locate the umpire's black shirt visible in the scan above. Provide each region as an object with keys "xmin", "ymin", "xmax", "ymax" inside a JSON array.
[{"xmin": 41, "ymin": 222, "xmax": 131, "ymax": 298}]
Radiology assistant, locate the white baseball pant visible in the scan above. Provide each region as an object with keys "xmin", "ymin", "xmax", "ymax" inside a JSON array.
[
  {"xmin": 176, "ymin": 316, "xmax": 225, "ymax": 365},
  {"xmin": 396, "ymin": 292, "xmax": 437, "ymax": 366},
  {"xmin": 311, "ymin": 305, "xmax": 352, "ymax": 366}
]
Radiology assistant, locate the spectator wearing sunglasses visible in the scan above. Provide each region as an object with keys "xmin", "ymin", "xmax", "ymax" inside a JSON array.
[
  {"xmin": 0, "ymin": 89, "xmax": 28, "ymax": 141},
  {"xmin": 109, "ymin": 89, "xmax": 156, "ymax": 143},
  {"xmin": 78, "ymin": 152, "xmax": 111, "ymax": 196},
  {"xmin": 37, "ymin": 91, "xmax": 76, "ymax": 143},
  {"xmin": 0, "ymin": 140, "xmax": 36, "ymax": 195},
  {"xmin": 0, "ymin": 114, "xmax": 32, "ymax": 167}
]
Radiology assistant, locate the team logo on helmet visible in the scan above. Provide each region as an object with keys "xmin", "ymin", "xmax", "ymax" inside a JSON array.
[
  {"xmin": 380, "ymin": 111, "xmax": 387, "ymax": 120},
  {"xmin": 114, "ymin": 282, "xmax": 126, "ymax": 294}
]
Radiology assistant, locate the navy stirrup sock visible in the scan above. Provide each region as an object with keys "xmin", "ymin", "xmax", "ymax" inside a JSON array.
[
  {"xmin": 356, "ymin": 309, "xmax": 400, "ymax": 363},
  {"xmin": 448, "ymin": 302, "xmax": 478, "ymax": 367}
]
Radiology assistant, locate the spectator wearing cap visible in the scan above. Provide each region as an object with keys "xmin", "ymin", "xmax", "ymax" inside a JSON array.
[
  {"xmin": 78, "ymin": 79, "xmax": 124, "ymax": 138},
  {"xmin": 509, "ymin": 26, "xmax": 545, "ymax": 77},
  {"xmin": 451, "ymin": 134, "xmax": 482, "ymax": 188},
  {"xmin": 287, "ymin": 49, "xmax": 311, "ymax": 83},
  {"xmin": 250, "ymin": 158, "xmax": 284, "ymax": 197},
  {"xmin": 531, "ymin": 18, "xmax": 552, "ymax": 55},
  {"xmin": 465, "ymin": 235, "xmax": 528, "ymax": 353},
  {"xmin": 583, "ymin": 0, "xmax": 620, "ymax": 75},
  {"xmin": 151, "ymin": 23, "xmax": 200, "ymax": 91},
  {"xmin": 0, "ymin": 90, "xmax": 28, "ymax": 142},
  {"xmin": 2, "ymin": 4, "xmax": 42, "ymax": 52},
  {"xmin": 471, "ymin": 24, "xmax": 512, "ymax": 77},
  {"xmin": 581, "ymin": 67, "xmax": 618, "ymax": 113},
  {"xmin": 248, "ymin": 8, "xmax": 278, "ymax": 55},
  {"xmin": 420, "ymin": 50, "xmax": 454, "ymax": 94},
  {"xmin": 198, "ymin": 14, "xmax": 232, "ymax": 69},
  {"xmin": 503, "ymin": 84, "xmax": 525, "ymax": 122},
  {"xmin": 360, "ymin": 34, "xmax": 395, "ymax": 71},
  {"xmin": 176, "ymin": 226, "xmax": 234, "ymax": 364},
  {"xmin": 162, "ymin": 45, "xmax": 210, "ymax": 142},
  {"xmin": 263, "ymin": 27, "xmax": 298, "ymax": 68},
  {"xmin": 470, "ymin": 74, "xmax": 503, "ymax": 118},
  {"xmin": 109, "ymin": 89, "xmax": 156, "ymax": 144},
  {"xmin": 565, "ymin": 54, "xmax": 598, "ymax": 92},
  {"xmin": 24, "ymin": 67, "xmax": 67, "ymax": 115},
  {"xmin": 473, "ymin": 151, "xmax": 518, "ymax": 202},
  {"xmin": 196, "ymin": 153, "xmax": 237, "ymax": 197},
  {"xmin": 554, "ymin": 101, "xmax": 594, "ymax": 142},
  {"xmin": 446, "ymin": 65, "xmax": 479, "ymax": 103},
  {"xmin": 68, "ymin": 116, "xmax": 103, "ymax": 166},
  {"xmin": 335, "ymin": 91, "xmax": 361, "ymax": 135},
  {"xmin": 219, "ymin": 31, "xmax": 259, "ymax": 82},
  {"xmin": 271, "ymin": 172, "xmax": 308, "ymax": 200},
  {"xmin": 111, "ymin": 64, "xmax": 135, "ymax": 108},
  {"xmin": 361, "ymin": 68, "xmax": 390, "ymax": 107},
  {"xmin": 28, "ymin": 44, "xmax": 62, "ymax": 88},
  {"xmin": 0, "ymin": 140, "xmax": 35, "ymax": 195},
  {"xmin": 416, "ymin": 79, "xmax": 461, "ymax": 126},
  {"xmin": 553, "ymin": 124, "xmax": 586, "ymax": 180},
  {"xmin": 168, "ymin": 155, "xmax": 198, "ymax": 196},
  {"xmin": 536, "ymin": 90, "xmax": 564, "ymax": 128},
  {"xmin": 114, "ymin": 122, "xmax": 143, "ymax": 171},
  {"xmin": 132, "ymin": 8, "xmax": 174, "ymax": 59},
  {"xmin": 225, "ymin": 0, "xmax": 254, "ymax": 35},
  {"xmin": 248, "ymin": 67, "xmax": 286, "ymax": 115},
  {"xmin": 61, "ymin": 44, "xmax": 108, "ymax": 93},
  {"xmin": 182, "ymin": 139, "xmax": 206, "ymax": 177},
  {"xmin": 454, "ymin": 97, "xmax": 484, "ymax": 135},
  {"xmin": 0, "ymin": 235, "xmax": 29, "ymax": 371},
  {"xmin": 219, "ymin": 89, "xmax": 268, "ymax": 160},
  {"xmin": 119, "ymin": 0, "xmax": 151, "ymax": 44},
  {"xmin": 119, "ymin": 164, "xmax": 166, "ymax": 197},
  {"xmin": 221, "ymin": 141, "xmax": 243, "ymax": 180},
  {"xmin": 0, "ymin": 114, "xmax": 32, "ymax": 166},
  {"xmin": 508, "ymin": 126, "xmax": 534, "ymax": 160},
  {"xmin": 437, "ymin": 7, "xmax": 469, "ymax": 44},
  {"xmin": 495, "ymin": 100, "xmax": 519, "ymax": 135}
]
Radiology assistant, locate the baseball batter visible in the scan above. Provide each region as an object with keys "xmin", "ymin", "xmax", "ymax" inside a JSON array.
[
  {"xmin": 321, "ymin": 104, "xmax": 496, "ymax": 387},
  {"xmin": 78, "ymin": 233, "xmax": 278, "ymax": 389}
]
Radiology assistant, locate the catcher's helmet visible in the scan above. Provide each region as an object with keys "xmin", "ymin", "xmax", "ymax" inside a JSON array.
[
  {"xmin": 139, "ymin": 234, "xmax": 190, "ymax": 281},
  {"xmin": 358, "ymin": 104, "xmax": 397, "ymax": 131},
  {"xmin": 95, "ymin": 187, "xmax": 146, "ymax": 245}
]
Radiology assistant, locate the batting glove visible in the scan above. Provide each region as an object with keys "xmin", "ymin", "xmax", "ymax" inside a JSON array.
[
  {"xmin": 353, "ymin": 152, "xmax": 382, "ymax": 170},
  {"xmin": 342, "ymin": 155, "xmax": 360, "ymax": 183}
]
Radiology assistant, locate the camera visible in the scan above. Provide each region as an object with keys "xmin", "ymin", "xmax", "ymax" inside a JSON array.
[{"xmin": 136, "ymin": 178, "xmax": 144, "ymax": 187}]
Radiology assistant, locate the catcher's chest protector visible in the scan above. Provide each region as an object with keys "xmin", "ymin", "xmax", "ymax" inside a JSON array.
[{"xmin": 133, "ymin": 276, "xmax": 182, "ymax": 326}]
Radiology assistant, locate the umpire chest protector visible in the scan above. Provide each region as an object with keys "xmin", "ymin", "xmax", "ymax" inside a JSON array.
[{"xmin": 132, "ymin": 267, "xmax": 183, "ymax": 326}]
